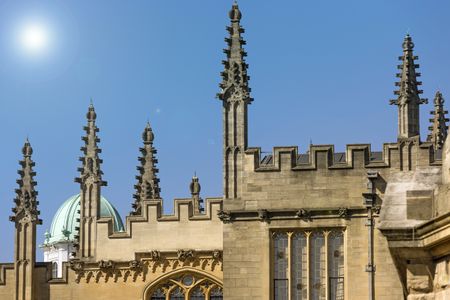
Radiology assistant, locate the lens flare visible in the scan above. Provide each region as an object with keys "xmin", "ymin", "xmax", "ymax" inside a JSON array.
[{"xmin": 20, "ymin": 23, "xmax": 49, "ymax": 54}]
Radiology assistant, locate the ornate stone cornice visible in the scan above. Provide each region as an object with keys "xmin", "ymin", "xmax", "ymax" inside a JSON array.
[
  {"xmin": 218, "ymin": 207, "xmax": 376, "ymax": 223},
  {"xmin": 68, "ymin": 249, "xmax": 223, "ymax": 284}
]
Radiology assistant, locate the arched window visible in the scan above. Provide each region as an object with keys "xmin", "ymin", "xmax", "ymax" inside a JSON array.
[
  {"xmin": 151, "ymin": 288, "xmax": 165, "ymax": 300},
  {"xmin": 209, "ymin": 287, "xmax": 223, "ymax": 300},
  {"xmin": 146, "ymin": 272, "xmax": 222, "ymax": 300},
  {"xmin": 169, "ymin": 287, "xmax": 184, "ymax": 300},
  {"xmin": 52, "ymin": 262, "xmax": 58, "ymax": 278},
  {"xmin": 190, "ymin": 286, "xmax": 205, "ymax": 300}
]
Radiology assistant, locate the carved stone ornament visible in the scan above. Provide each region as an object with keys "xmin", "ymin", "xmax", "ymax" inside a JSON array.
[
  {"xmin": 296, "ymin": 209, "xmax": 311, "ymax": 220},
  {"xmin": 338, "ymin": 207, "xmax": 350, "ymax": 218},
  {"xmin": 258, "ymin": 209, "xmax": 270, "ymax": 222},
  {"xmin": 69, "ymin": 260, "xmax": 84, "ymax": 272},
  {"xmin": 150, "ymin": 250, "xmax": 161, "ymax": 261},
  {"xmin": 212, "ymin": 250, "xmax": 222, "ymax": 260},
  {"xmin": 177, "ymin": 249, "xmax": 195, "ymax": 262},
  {"xmin": 98, "ymin": 260, "xmax": 115, "ymax": 270},
  {"xmin": 217, "ymin": 210, "xmax": 232, "ymax": 223},
  {"xmin": 372, "ymin": 206, "xmax": 381, "ymax": 215}
]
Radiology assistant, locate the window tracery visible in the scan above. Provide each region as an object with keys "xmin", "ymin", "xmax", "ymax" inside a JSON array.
[
  {"xmin": 272, "ymin": 229, "xmax": 345, "ymax": 300},
  {"xmin": 148, "ymin": 273, "xmax": 223, "ymax": 300}
]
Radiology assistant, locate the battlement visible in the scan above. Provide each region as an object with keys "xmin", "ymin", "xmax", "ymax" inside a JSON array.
[
  {"xmin": 94, "ymin": 197, "xmax": 223, "ymax": 261},
  {"xmin": 245, "ymin": 140, "xmax": 441, "ymax": 172},
  {"xmin": 97, "ymin": 197, "xmax": 222, "ymax": 239},
  {"xmin": 0, "ymin": 264, "xmax": 13, "ymax": 286}
]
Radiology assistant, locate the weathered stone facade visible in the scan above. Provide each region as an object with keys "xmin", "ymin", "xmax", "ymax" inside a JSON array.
[{"xmin": 1, "ymin": 3, "xmax": 450, "ymax": 300}]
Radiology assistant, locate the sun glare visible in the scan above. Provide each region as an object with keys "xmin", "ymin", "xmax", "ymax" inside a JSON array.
[{"xmin": 20, "ymin": 23, "xmax": 49, "ymax": 55}]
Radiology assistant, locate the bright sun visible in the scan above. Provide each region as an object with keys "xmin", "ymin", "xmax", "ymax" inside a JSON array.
[{"xmin": 20, "ymin": 23, "xmax": 49, "ymax": 54}]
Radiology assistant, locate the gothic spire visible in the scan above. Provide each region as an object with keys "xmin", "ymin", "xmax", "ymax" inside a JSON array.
[
  {"xmin": 217, "ymin": 2, "xmax": 252, "ymax": 104},
  {"xmin": 390, "ymin": 34, "xmax": 428, "ymax": 139},
  {"xmin": 10, "ymin": 139, "xmax": 41, "ymax": 225},
  {"xmin": 131, "ymin": 122, "xmax": 161, "ymax": 215},
  {"xmin": 75, "ymin": 103, "xmax": 106, "ymax": 187},
  {"xmin": 427, "ymin": 91, "xmax": 449, "ymax": 149}
]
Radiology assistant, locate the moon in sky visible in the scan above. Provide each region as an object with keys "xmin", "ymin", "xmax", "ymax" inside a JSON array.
[{"xmin": 19, "ymin": 23, "xmax": 50, "ymax": 55}]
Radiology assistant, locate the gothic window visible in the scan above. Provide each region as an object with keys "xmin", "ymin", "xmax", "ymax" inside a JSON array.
[
  {"xmin": 328, "ymin": 232, "xmax": 344, "ymax": 300},
  {"xmin": 273, "ymin": 232, "xmax": 289, "ymax": 300},
  {"xmin": 310, "ymin": 232, "xmax": 326, "ymax": 300},
  {"xmin": 190, "ymin": 286, "xmax": 205, "ymax": 300},
  {"xmin": 146, "ymin": 272, "xmax": 223, "ymax": 300},
  {"xmin": 292, "ymin": 233, "xmax": 307, "ymax": 300},
  {"xmin": 151, "ymin": 288, "xmax": 165, "ymax": 300},
  {"xmin": 169, "ymin": 287, "xmax": 184, "ymax": 300},
  {"xmin": 52, "ymin": 262, "xmax": 58, "ymax": 278},
  {"xmin": 209, "ymin": 287, "xmax": 223, "ymax": 300},
  {"xmin": 272, "ymin": 229, "xmax": 345, "ymax": 300}
]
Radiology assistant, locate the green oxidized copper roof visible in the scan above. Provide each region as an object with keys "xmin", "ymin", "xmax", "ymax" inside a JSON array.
[{"xmin": 44, "ymin": 194, "xmax": 124, "ymax": 245}]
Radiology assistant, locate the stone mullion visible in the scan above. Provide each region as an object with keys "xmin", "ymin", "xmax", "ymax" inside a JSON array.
[
  {"xmin": 287, "ymin": 232, "xmax": 293, "ymax": 300},
  {"xmin": 305, "ymin": 231, "xmax": 311, "ymax": 300},
  {"xmin": 324, "ymin": 230, "xmax": 330, "ymax": 300}
]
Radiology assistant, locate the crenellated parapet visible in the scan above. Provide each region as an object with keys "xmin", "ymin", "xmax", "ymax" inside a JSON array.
[
  {"xmin": 91, "ymin": 197, "xmax": 222, "ymax": 261},
  {"xmin": 245, "ymin": 140, "xmax": 439, "ymax": 173},
  {"xmin": 100, "ymin": 197, "xmax": 222, "ymax": 238}
]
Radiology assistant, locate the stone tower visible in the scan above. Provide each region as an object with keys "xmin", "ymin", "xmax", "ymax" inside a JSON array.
[
  {"xmin": 390, "ymin": 34, "xmax": 428, "ymax": 140},
  {"xmin": 10, "ymin": 139, "xmax": 41, "ymax": 300},
  {"xmin": 131, "ymin": 122, "xmax": 161, "ymax": 215},
  {"xmin": 74, "ymin": 104, "xmax": 107, "ymax": 260},
  {"xmin": 217, "ymin": 2, "xmax": 253, "ymax": 199}
]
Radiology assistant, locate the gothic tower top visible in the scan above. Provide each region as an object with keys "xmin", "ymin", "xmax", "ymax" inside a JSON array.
[
  {"xmin": 132, "ymin": 122, "xmax": 161, "ymax": 215},
  {"xmin": 75, "ymin": 103, "xmax": 106, "ymax": 187},
  {"xmin": 390, "ymin": 34, "xmax": 428, "ymax": 139},
  {"xmin": 217, "ymin": 2, "xmax": 252, "ymax": 104},
  {"xmin": 427, "ymin": 91, "xmax": 449, "ymax": 149},
  {"xmin": 10, "ymin": 139, "xmax": 41, "ymax": 225}
]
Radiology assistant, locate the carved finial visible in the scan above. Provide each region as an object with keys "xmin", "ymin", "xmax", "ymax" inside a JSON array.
[
  {"xmin": 427, "ymin": 91, "xmax": 449, "ymax": 149},
  {"xmin": 229, "ymin": 1, "xmax": 241, "ymax": 21},
  {"xmin": 390, "ymin": 34, "xmax": 428, "ymax": 139},
  {"xmin": 87, "ymin": 102, "xmax": 97, "ymax": 121},
  {"xmin": 402, "ymin": 33, "xmax": 414, "ymax": 51},
  {"xmin": 131, "ymin": 122, "xmax": 161, "ymax": 215},
  {"xmin": 190, "ymin": 175, "xmax": 203, "ymax": 214},
  {"xmin": 217, "ymin": 2, "xmax": 252, "ymax": 104},
  {"xmin": 10, "ymin": 139, "xmax": 41, "ymax": 225},
  {"xmin": 142, "ymin": 122, "xmax": 154, "ymax": 144}
]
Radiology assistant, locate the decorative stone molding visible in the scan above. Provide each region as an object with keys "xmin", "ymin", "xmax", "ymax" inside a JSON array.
[
  {"xmin": 67, "ymin": 249, "xmax": 222, "ymax": 284},
  {"xmin": 218, "ymin": 207, "xmax": 371, "ymax": 223}
]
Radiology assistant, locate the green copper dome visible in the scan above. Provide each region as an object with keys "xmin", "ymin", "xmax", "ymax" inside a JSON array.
[{"xmin": 44, "ymin": 194, "xmax": 124, "ymax": 245}]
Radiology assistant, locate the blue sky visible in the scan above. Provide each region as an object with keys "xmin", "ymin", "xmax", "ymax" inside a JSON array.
[{"xmin": 1, "ymin": 0, "xmax": 450, "ymax": 262}]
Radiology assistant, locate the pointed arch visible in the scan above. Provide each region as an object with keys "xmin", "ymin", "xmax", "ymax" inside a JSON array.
[{"xmin": 142, "ymin": 267, "xmax": 222, "ymax": 300}]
